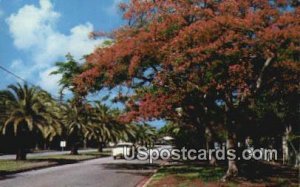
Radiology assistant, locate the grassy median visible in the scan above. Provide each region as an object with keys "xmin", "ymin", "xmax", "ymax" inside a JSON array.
[{"xmin": 0, "ymin": 151, "xmax": 111, "ymax": 175}]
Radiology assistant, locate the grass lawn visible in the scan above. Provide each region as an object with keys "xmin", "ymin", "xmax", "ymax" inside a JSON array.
[
  {"xmin": 0, "ymin": 150, "xmax": 111, "ymax": 175},
  {"xmin": 147, "ymin": 161, "xmax": 299, "ymax": 187}
]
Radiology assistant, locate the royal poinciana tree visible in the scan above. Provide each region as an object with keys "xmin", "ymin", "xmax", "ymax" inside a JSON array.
[{"xmin": 75, "ymin": 0, "xmax": 300, "ymax": 179}]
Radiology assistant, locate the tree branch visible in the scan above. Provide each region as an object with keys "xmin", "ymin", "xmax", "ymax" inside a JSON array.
[{"xmin": 255, "ymin": 57, "xmax": 273, "ymax": 91}]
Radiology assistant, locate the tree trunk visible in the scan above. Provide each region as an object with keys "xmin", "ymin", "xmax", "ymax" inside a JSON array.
[
  {"xmin": 83, "ymin": 139, "xmax": 87, "ymax": 149},
  {"xmin": 226, "ymin": 158, "xmax": 238, "ymax": 178},
  {"xmin": 205, "ymin": 127, "xmax": 217, "ymax": 166},
  {"xmin": 222, "ymin": 132, "xmax": 238, "ymax": 181},
  {"xmin": 282, "ymin": 126, "xmax": 292, "ymax": 165},
  {"xmin": 209, "ymin": 154, "xmax": 217, "ymax": 166},
  {"xmin": 223, "ymin": 134, "xmax": 238, "ymax": 180},
  {"xmin": 221, "ymin": 105, "xmax": 239, "ymax": 181},
  {"xmin": 282, "ymin": 135, "xmax": 289, "ymax": 164},
  {"xmin": 35, "ymin": 143, "xmax": 39, "ymax": 151},
  {"xmin": 16, "ymin": 147, "xmax": 27, "ymax": 160},
  {"xmin": 98, "ymin": 142, "xmax": 103, "ymax": 152},
  {"xmin": 70, "ymin": 144, "xmax": 79, "ymax": 155}
]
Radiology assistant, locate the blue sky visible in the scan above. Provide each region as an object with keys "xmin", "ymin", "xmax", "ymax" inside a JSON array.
[
  {"xmin": 0, "ymin": 0, "xmax": 125, "ymax": 92},
  {"xmin": 0, "ymin": 0, "xmax": 165, "ymax": 128}
]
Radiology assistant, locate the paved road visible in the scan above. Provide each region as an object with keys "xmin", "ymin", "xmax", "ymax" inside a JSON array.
[
  {"xmin": 0, "ymin": 149, "xmax": 99, "ymax": 160},
  {"xmin": 0, "ymin": 157, "xmax": 161, "ymax": 187}
]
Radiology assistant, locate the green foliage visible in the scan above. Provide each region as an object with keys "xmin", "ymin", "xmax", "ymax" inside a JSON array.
[
  {"xmin": 84, "ymin": 102, "xmax": 124, "ymax": 143},
  {"xmin": 0, "ymin": 83, "xmax": 62, "ymax": 138},
  {"xmin": 0, "ymin": 83, "xmax": 63, "ymax": 159},
  {"xmin": 50, "ymin": 54, "xmax": 83, "ymax": 100},
  {"xmin": 131, "ymin": 123, "xmax": 157, "ymax": 146}
]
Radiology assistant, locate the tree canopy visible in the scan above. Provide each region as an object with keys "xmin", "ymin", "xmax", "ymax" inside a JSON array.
[
  {"xmin": 74, "ymin": 0, "xmax": 300, "ymax": 178},
  {"xmin": 75, "ymin": 0, "xmax": 299, "ymax": 122}
]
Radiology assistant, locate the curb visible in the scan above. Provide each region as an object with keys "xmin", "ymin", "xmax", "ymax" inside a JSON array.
[
  {"xmin": 136, "ymin": 161, "xmax": 169, "ymax": 187},
  {"xmin": 142, "ymin": 171, "xmax": 157, "ymax": 187},
  {"xmin": 136, "ymin": 170, "xmax": 157, "ymax": 187}
]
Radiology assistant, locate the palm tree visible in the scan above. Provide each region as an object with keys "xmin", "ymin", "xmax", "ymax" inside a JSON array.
[
  {"xmin": 0, "ymin": 90, "xmax": 14, "ymax": 126},
  {"xmin": 40, "ymin": 98, "xmax": 64, "ymax": 150},
  {"xmin": 0, "ymin": 83, "xmax": 62, "ymax": 160},
  {"xmin": 158, "ymin": 121, "xmax": 180, "ymax": 137},
  {"xmin": 85, "ymin": 102, "xmax": 123, "ymax": 152},
  {"xmin": 132, "ymin": 123, "xmax": 157, "ymax": 147},
  {"xmin": 61, "ymin": 102, "xmax": 92, "ymax": 155}
]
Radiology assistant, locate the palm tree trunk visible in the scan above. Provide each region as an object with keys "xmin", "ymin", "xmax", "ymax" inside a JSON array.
[
  {"xmin": 16, "ymin": 134, "xmax": 27, "ymax": 160},
  {"xmin": 83, "ymin": 138, "xmax": 87, "ymax": 149},
  {"xmin": 16, "ymin": 147, "xmax": 27, "ymax": 160},
  {"xmin": 35, "ymin": 143, "xmax": 39, "ymax": 151},
  {"xmin": 70, "ymin": 144, "xmax": 79, "ymax": 155},
  {"xmin": 98, "ymin": 142, "xmax": 104, "ymax": 152}
]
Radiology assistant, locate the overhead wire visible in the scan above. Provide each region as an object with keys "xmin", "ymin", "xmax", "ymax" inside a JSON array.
[{"xmin": 0, "ymin": 64, "xmax": 66, "ymax": 102}]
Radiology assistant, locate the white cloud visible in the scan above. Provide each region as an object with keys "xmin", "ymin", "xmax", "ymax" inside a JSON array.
[
  {"xmin": 6, "ymin": 0, "xmax": 60, "ymax": 49},
  {"xmin": 37, "ymin": 67, "xmax": 61, "ymax": 95},
  {"xmin": 6, "ymin": 0, "xmax": 105, "ymax": 94},
  {"xmin": 10, "ymin": 59, "xmax": 23, "ymax": 69},
  {"xmin": 10, "ymin": 59, "xmax": 33, "ymax": 79},
  {"xmin": 33, "ymin": 22, "xmax": 100, "ymax": 68}
]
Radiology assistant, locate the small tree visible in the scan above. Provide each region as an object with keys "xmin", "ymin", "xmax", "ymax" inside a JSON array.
[{"xmin": 50, "ymin": 54, "xmax": 83, "ymax": 101}]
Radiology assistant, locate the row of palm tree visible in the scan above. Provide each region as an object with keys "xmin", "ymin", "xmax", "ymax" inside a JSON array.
[{"xmin": 0, "ymin": 83, "xmax": 157, "ymax": 160}]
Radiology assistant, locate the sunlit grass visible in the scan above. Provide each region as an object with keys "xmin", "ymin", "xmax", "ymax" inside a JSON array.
[
  {"xmin": 0, "ymin": 150, "xmax": 111, "ymax": 174},
  {"xmin": 0, "ymin": 160, "xmax": 55, "ymax": 173}
]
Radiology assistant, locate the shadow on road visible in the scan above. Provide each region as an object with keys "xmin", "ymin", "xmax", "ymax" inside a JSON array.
[
  {"xmin": 102, "ymin": 162, "xmax": 160, "ymax": 177},
  {"xmin": 0, "ymin": 174, "xmax": 17, "ymax": 181}
]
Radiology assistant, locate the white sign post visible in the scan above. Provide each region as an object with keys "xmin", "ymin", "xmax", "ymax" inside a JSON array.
[{"xmin": 60, "ymin": 141, "xmax": 66, "ymax": 151}]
